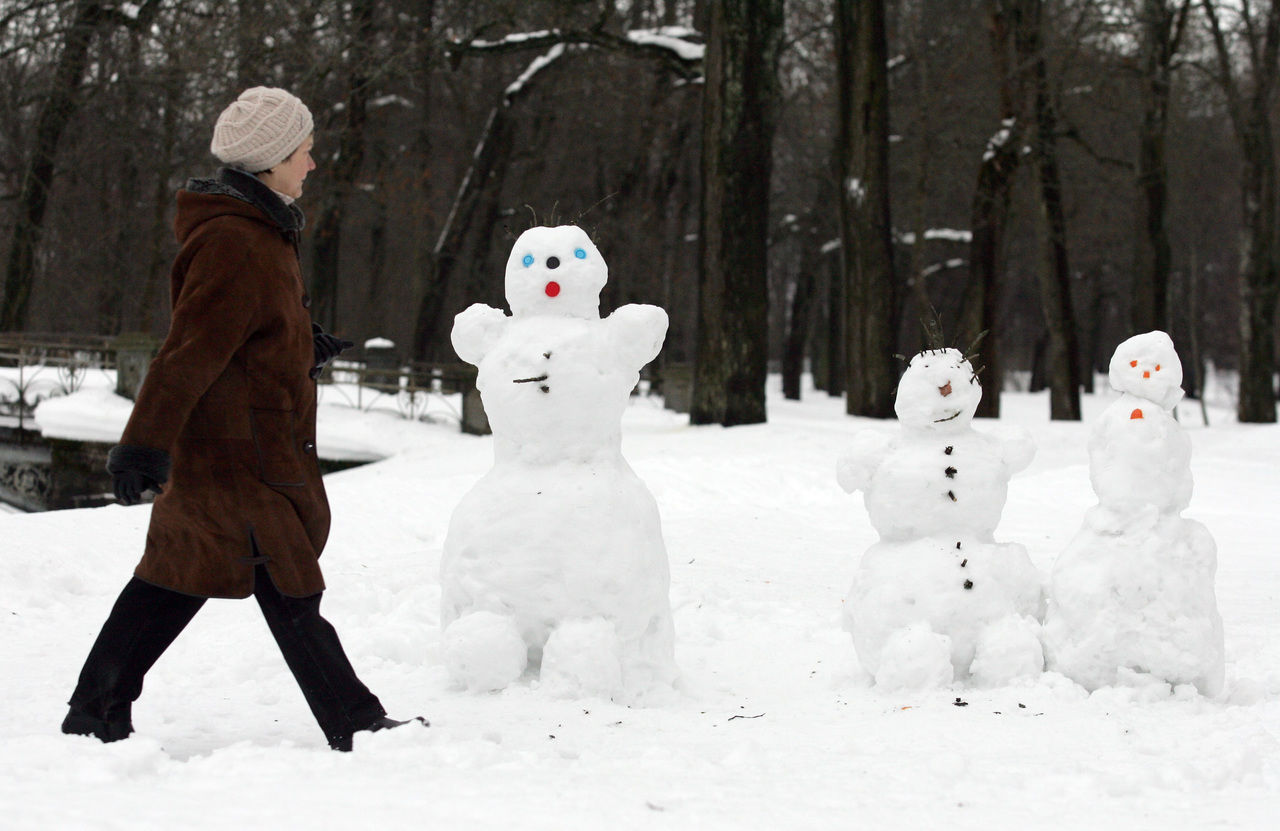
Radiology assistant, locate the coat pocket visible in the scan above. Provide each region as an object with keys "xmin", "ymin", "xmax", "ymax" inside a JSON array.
[{"xmin": 249, "ymin": 408, "xmax": 306, "ymax": 487}]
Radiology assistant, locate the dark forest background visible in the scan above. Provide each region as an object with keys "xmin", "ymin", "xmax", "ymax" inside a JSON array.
[{"xmin": 2, "ymin": 0, "xmax": 1276, "ymax": 423}]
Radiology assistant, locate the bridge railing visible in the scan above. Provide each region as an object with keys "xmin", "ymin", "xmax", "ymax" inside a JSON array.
[
  {"xmin": 0, "ymin": 333, "xmax": 490, "ymax": 434},
  {"xmin": 0, "ymin": 334, "xmax": 119, "ymax": 431}
]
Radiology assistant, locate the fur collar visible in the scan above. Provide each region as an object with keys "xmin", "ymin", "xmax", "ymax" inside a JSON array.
[{"xmin": 184, "ymin": 167, "xmax": 305, "ymax": 233}]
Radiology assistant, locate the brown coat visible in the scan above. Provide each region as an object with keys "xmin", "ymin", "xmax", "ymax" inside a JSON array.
[{"xmin": 122, "ymin": 169, "xmax": 329, "ymax": 598}]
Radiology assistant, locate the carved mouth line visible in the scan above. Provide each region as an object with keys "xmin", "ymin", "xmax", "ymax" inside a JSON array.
[
  {"xmin": 513, "ymin": 374, "xmax": 549, "ymax": 384},
  {"xmin": 934, "ymin": 409, "xmax": 962, "ymax": 423}
]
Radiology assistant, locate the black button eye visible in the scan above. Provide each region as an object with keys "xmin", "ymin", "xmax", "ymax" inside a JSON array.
[{"xmin": 546, "ymin": 256, "xmax": 560, "ymax": 269}]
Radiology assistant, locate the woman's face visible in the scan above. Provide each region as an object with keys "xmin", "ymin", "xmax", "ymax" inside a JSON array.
[{"xmin": 258, "ymin": 135, "xmax": 315, "ymax": 199}]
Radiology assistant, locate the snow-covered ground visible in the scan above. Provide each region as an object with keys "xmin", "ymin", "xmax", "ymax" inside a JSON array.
[{"xmin": 2, "ymin": 376, "xmax": 1277, "ymax": 829}]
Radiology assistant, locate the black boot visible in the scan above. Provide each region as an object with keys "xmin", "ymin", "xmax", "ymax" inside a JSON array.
[
  {"xmin": 329, "ymin": 715, "xmax": 429, "ymax": 752},
  {"xmin": 62, "ymin": 578, "xmax": 204, "ymax": 744},
  {"xmin": 61, "ymin": 704, "xmax": 134, "ymax": 743}
]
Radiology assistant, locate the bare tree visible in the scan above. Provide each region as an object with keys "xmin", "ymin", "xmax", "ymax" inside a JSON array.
[
  {"xmin": 1203, "ymin": 0, "xmax": 1280, "ymax": 423},
  {"xmin": 690, "ymin": 0, "xmax": 784, "ymax": 426},
  {"xmin": 1132, "ymin": 0, "xmax": 1191, "ymax": 334},
  {"xmin": 960, "ymin": 0, "xmax": 1030, "ymax": 418},
  {"xmin": 0, "ymin": 0, "xmax": 161, "ymax": 331},
  {"xmin": 1027, "ymin": 0, "xmax": 1082, "ymax": 420},
  {"xmin": 309, "ymin": 0, "xmax": 377, "ymax": 333},
  {"xmin": 835, "ymin": 0, "xmax": 896, "ymax": 418}
]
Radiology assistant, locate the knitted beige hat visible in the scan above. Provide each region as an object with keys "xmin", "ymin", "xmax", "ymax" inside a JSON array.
[{"xmin": 211, "ymin": 87, "xmax": 314, "ymax": 173}]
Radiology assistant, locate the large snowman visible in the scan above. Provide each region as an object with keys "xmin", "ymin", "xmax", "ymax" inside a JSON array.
[
  {"xmin": 1042, "ymin": 331, "xmax": 1224, "ymax": 695},
  {"xmin": 837, "ymin": 348, "xmax": 1043, "ymax": 689},
  {"xmin": 441, "ymin": 225, "xmax": 677, "ymax": 702}
]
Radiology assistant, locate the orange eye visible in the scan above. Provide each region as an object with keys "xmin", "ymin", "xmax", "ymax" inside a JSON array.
[
  {"xmin": 1155, "ymin": 364, "xmax": 1161, "ymax": 371},
  {"xmin": 1130, "ymin": 360, "xmax": 1138, "ymax": 367}
]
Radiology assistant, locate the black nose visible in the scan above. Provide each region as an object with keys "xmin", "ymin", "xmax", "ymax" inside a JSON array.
[{"xmin": 546, "ymin": 256, "xmax": 560, "ymax": 269}]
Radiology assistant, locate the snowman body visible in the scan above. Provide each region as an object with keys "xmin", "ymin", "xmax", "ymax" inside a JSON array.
[
  {"xmin": 1043, "ymin": 331, "xmax": 1224, "ymax": 695},
  {"xmin": 442, "ymin": 226, "xmax": 676, "ymax": 701},
  {"xmin": 838, "ymin": 349, "xmax": 1043, "ymax": 688}
]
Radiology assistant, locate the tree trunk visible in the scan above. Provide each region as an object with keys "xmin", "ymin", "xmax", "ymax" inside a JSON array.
[
  {"xmin": 1027, "ymin": 0, "xmax": 1081, "ymax": 420},
  {"xmin": 825, "ymin": 246, "xmax": 845, "ymax": 395},
  {"xmin": 782, "ymin": 233, "xmax": 818, "ymax": 400},
  {"xmin": 309, "ymin": 0, "xmax": 375, "ymax": 334},
  {"xmin": 835, "ymin": 0, "xmax": 897, "ymax": 419},
  {"xmin": 1131, "ymin": 0, "xmax": 1185, "ymax": 335},
  {"xmin": 960, "ymin": 1, "xmax": 1028, "ymax": 418},
  {"xmin": 413, "ymin": 102, "xmax": 515, "ymax": 361},
  {"xmin": 1, "ymin": 0, "xmax": 100, "ymax": 331},
  {"xmin": 690, "ymin": 0, "xmax": 783, "ymax": 426},
  {"xmin": 140, "ymin": 59, "xmax": 181, "ymax": 334},
  {"xmin": 1235, "ymin": 113, "xmax": 1280, "ymax": 423},
  {"xmin": 1203, "ymin": 0, "xmax": 1280, "ymax": 423}
]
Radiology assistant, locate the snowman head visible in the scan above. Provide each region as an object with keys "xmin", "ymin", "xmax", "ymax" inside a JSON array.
[
  {"xmin": 505, "ymin": 225, "xmax": 607, "ymax": 319},
  {"xmin": 894, "ymin": 348, "xmax": 982, "ymax": 430},
  {"xmin": 1108, "ymin": 330, "xmax": 1183, "ymax": 410}
]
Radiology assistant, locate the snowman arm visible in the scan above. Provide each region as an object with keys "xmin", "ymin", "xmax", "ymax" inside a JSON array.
[
  {"xmin": 604, "ymin": 303, "xmax": 669, "ymax": 369},
  {"xmin": 999, "ymin": 425, "xmax": 1036, "ymax": 474},
  {"xmin": 451, "ymin": 303, "xmax": 509, "ymax": 366},
  {"xmin": 836, "ymin": 430, "xmax": 891, "ymax": 493}
]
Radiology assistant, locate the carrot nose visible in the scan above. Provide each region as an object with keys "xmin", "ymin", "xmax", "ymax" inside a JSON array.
[
  {"xmin": 1143, "ymin": 371, "xmax": 1150, "ymax": 378},
  {"xmin": 1130, "ymin": 408, "xmax": 1144, "ymax": 420},
  {"xmin": 939, "ymin": 382, "xmax": 952, "ymax": 397}
]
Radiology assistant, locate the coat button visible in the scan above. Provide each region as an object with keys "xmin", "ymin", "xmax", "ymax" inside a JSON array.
[
  {"xmin": 303, "ymin": 440, "xmax": 316, "ymax": 453},
  {"xmin": 302, "ymin": 294, "xmax": 312, "ymax": 308}
]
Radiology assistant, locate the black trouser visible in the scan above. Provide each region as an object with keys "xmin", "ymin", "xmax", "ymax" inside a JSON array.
[{"xmin": 64, "ymin": 565, "xmax": 385, "ymax": 747}]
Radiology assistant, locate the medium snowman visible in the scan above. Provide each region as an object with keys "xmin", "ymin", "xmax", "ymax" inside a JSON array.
[
  {"xmin": 441, "ymin": 225, "xmax": 677, "ymax": 702},
  {"xmin": 1043, "ymin": 331, "xmax": 1224, "ymax": 695},
  {"xmin": 837, "ymin": 348, "xmax": 1043, "ymax": 689}
]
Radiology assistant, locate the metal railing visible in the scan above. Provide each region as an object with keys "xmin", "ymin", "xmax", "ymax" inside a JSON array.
[
  {"xmin": 318, "ymin": 359, "xmax": 478, "ymax": 425},
  {"xmin": 0, "ymin": 334, "xmax": 119, "ymax": 432},
  {"xmin": 0, "ymin": 332, "xmax": 482, "ymax": 431}
]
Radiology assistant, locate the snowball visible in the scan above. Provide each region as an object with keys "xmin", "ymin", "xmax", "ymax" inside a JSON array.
[
  {"xmin": 969, "ymin": 615, "xmax": 1044, "ymax": 687},
  {"xmin": 451, "ymin": 303, "xmax": 509, "ymax": 366},
  {"xmin": 873, "ymin": 623, "xmax": 954, "ymax": 690},
  {"xmin": 540, "ymin": 618, "xmax": 624, "ymax": 700},
  {"xmin": 1044, "ymin": 510, "xmax": 1224, "ymax": 696},
  {"xmin": 443, "ymin": 612, "xmax": 527, "ymax": 693}
]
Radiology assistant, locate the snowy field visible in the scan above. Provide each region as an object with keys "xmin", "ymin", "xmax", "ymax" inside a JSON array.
[{"xmin": 2, "ymin": 376, "xmax": 1278, "ymax": 829}]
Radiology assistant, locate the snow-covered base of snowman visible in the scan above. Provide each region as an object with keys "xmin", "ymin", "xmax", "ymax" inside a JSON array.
[
  {"xmin": 1043, "ymin": 508, "xmax": 1223, "ymax": 695},
  {"xmin": 1043, "ymin": 331, "xmax": 1224, "ymax": 697},
  {"xmin": 845, "ymin": 535, "xmax": 1043, "ymax": 689},
  {"xmin": 442, "ymin": 458, "xmax": 677, "ymax": 701},
  {"xmin": 838, "ymin": 348, "xmax": 1044, "ymax": 690},
  {"xmin": 441, "ymin": 225, "xmax": 677, "ymax": 704}
]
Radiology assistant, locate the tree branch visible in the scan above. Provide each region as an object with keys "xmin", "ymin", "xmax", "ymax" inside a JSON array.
[
  {"xmin": 447, "ymin": 27, "xmax": 704, "ymax": 80},
  {"xmin": 1060, "ymin": 121, "xmax": 1133, "ymax": 171}
]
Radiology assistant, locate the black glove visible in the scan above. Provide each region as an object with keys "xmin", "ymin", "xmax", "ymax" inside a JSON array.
[
  {"xmin": 308, "ymin": 323, "xmax": 350, "ymax": 379},
  {"xmin": 312, "ymin": 324, "xmax": 354, "ymax": 376},
  {"xmin": 106, "ymin": 445, "xmax": 170, "ymax": 506}
]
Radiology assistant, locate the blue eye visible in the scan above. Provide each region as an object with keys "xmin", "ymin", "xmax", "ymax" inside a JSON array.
[
  {"xmin": 522, "ymin": 254, "xmax": 534, "ymax": 267},
  {"xmin": 574, "ymin": 248, "xmax": 586, "ymax": 260}
]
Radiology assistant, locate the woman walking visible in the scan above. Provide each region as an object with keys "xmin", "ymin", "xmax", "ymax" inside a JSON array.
[{"xmin": 62, "ymin": 87, "xmax": 422, "ymax": 752}]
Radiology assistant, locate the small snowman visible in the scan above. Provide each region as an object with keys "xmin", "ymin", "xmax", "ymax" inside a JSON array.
[
  {"xmin": 441, "ymin": 225, "xmax": 677, "ymax": 702},
  {"xmin": 837, "ymin": 346, "xmax": 1043, "ymax": 689},
  {"xmin": 1042, "ymin": 331, "xmax": 1224, "ymax": 695}
]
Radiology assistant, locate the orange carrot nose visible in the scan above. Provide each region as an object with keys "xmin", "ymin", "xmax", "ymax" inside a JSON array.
[
  {"xmin": 939, "ymin": 382, "xmax": 953, "ymax": 397},
  {"xmin": 1130, "ymin": 408, "xmax": 1144, "ymax": 420},
  {"xmin": 1143, "ymin": 371, "xmax": 1150, "ymax": 378}
]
